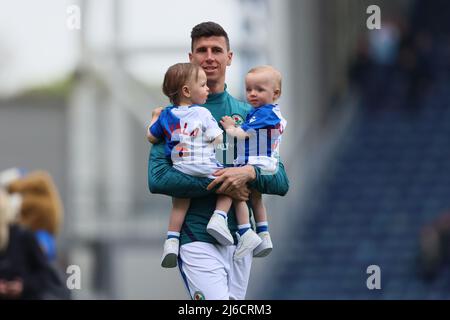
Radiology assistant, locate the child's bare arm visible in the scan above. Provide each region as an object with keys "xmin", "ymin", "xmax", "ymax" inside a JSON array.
[
  {"xmin": 220, "ymin": 116, "xmax": 250, "ymax": 139},
  {"xmin": 226, "ymin": 126, "xmax": 250, "ymax": 139}
]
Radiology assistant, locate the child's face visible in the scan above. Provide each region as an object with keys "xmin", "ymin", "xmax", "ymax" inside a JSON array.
[
  {"xmin": 245, "ymin": 71, "xmax": 280, "ymax": 107},
  {"xmin": 186, "ymin": 69, "xmax": 209, "ymax": 105}
]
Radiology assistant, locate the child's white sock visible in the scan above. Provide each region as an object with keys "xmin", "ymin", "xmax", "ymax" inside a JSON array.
[
  {"xmin": 238, "ymin": 223, "xmax": 251, "ymax": 236},
  {"xmin": 214, "ymin": 210, "xmax": 228, "ymax": 220},
  {"xmin": 256, "ymin": 221, "xmax": 269, "ymax": 234},
  {"xmin": 167, "ymin": 231, "xmax": 180, "ymax": 240}
]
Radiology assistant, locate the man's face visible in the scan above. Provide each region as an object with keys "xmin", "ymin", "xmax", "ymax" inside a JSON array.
[{"xmin": 189, "ymin": 36, "xmax": 232, "ymax": 86}]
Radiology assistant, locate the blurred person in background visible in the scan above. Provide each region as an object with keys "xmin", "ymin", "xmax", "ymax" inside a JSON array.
[
  {"xmin": 348, "ymin": 15, "xmax": 433, "ymax": 113},
  {"xmin": 0, "ymin": 168, "xmax": 69, "ymax": 299},
  {"xmin": 0, "ymin": 168, "xmax": 63, "ymax": 263},
  {"xmin": 419, "ymin": 211, "xmax": 450, "ymax": 280},
  {"xmin": 0, "ymin": 188, "xmax": 52, "ymax": 299}
]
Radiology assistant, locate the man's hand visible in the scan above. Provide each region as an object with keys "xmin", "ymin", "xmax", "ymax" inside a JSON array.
[
  {"xmin": 207, "ymin": 166, "xmax": 256, "ymax": 201},
  {"xmin": 220, "ymin": 116, "xmax": 236, "ymax": 130}
]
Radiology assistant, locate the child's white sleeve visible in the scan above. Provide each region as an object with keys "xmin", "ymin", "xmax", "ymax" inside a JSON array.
[{"xmin": 201, "ymin": 109, "xmax": 223, "ymax": 141}]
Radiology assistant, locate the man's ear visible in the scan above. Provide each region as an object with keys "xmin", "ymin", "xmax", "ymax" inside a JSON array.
[
  {"xmin": 226, "ymin": 51, "xmax": 233, "ymax": 66},
  {"xmin": 189, "ymin": 52, "xmax": 193, "ymax": 63}
]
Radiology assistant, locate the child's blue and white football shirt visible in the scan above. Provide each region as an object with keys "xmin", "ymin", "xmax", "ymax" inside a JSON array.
[
  {"xmin": 150, "ymin": 105, "xmax": 223, "ymax": 179},
  {"xmin": 235, "ymin": 104, "xmax": 287, "ymax": 173}
]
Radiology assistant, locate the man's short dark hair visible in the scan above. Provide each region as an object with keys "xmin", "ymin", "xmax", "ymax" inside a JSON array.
[{"xmin": 190, "ymin": 21, "xmax": 230, "ymax": 51}]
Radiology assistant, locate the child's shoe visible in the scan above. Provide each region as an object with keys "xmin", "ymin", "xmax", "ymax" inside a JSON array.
[
  {"xmin": 253, "ymin": 231, "xmax": 273, "ymax": 258},
  {"xmin": 207, "ymin": 213, "xmax": 234, "ymax": 245},
  {"xmin": 234, "ymin": 229, "xmax": 262, "ymax": 260},
  {"xmin": 161, "ymin": 238, "xmax": 179, "ymax": 268}
]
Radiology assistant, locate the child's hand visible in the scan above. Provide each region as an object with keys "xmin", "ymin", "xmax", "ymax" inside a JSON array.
[
  {"xmin": 220, "ymin": 116, "xmax": 235, "ymax": 129},
  {"xmin": 147, "ymin": 107, "xmax": 164, "ymax": 144},
  {"xmin": 152, "ymin": 107, "xmax": 164, "ymax": 119}
]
